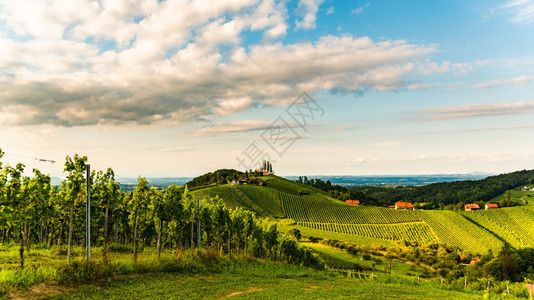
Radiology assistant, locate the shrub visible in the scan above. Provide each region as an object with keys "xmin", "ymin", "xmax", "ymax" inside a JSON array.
[
  {"xmin": 57, "ymin": 260, "xmax": 113, "ymax": 285},
  {"xmin": 108, "ymin": 243, "xmax": 133, "ymax": 253}
]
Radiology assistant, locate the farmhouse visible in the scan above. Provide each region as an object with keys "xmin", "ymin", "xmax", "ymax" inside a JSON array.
[
  {"xmin": 345, "ymin": 200, "xmax": 360, "ymax": 206},
  {"xmin": 470, "ymin": 257, "xmax": 480, "ymax": 266},
  {"xmin": 464, "ymin": 203, "xmax": 480, "ymax": 211},
  {"xmin": 522, "ymin": 186, "xmax": 531, "ymax": 191},
  {"xmin": 394, "ymin": 202, "xmax": 413, "ymax": 209},
  {"xmin": 485, "ymin": 203, "xmax": 499, "ymax": 209}
]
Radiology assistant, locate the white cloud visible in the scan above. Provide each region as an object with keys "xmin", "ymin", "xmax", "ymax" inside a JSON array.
[
  {"xmin": 414, "ymin": 100, "xmax": 534, "ymax": 120},
  {"xmin": 213, "ymin": 96, "xmax": 253, "ymax": 116},
  {"xmin": 0, "ymin": 0, "xmax": 436, "ymax": 127},
  {"xmin": 500, "ymin": 0, "xmax": 534, "ymax": 23},
  {"xmin": 189, "ymin": 119, "xmax": 274, "ymax": 137},
  {"xmin": 406, "ymin": 83, "xmax": 433, "ymax": 91},
  {"xmin": 352, "ymin": 3, "xmax": 370, "ymax": 15},
  {"xmin": 295, "ymin": 0, "xmax": 324, "ymax": 30},
  {"xmin": 474, "ymin": 75, "xmax": 534, "ymax": 88},
  {"xmin": 326, "ymin": 6, "xmax": 334, "ymax": 15}
]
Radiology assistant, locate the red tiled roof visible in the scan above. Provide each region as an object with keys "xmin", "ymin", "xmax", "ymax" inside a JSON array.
[
  {"xmin": 465, "ymin": 204, "xmax": 480, "ymax": 209},
  {"xmin": 485, "ymin": 203, "xmax": 499, "ymax": 208},
  {"xmin": 395, "ymin": 202, "xmax": 413, "ymax": 208}
]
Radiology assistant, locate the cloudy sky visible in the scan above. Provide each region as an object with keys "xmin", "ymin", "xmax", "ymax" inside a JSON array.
[{"xmin": 1, "ymin": 0, "xmax": 534, "ymax": 178}]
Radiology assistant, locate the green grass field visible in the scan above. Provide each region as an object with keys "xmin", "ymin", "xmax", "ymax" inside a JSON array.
[
  {"xmin": 303, "ymin": 242, "xmax": 424, "ymax": 278},
  {"xmin": 42, "ymin": 259, "xmax": 483, "ymax": 300},
  {"xmin": 488, "ymin": 186, "xmax": 534, "ymax": 204}
]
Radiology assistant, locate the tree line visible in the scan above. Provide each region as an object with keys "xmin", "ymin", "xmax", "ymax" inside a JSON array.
[
  {"xmin": 0, "ymin": 150, "xmax": 322, "ymax": 270},
  {"xmin": 295, "ymin": 176, "xmax": 351, "ymax": 200},
  {"xmin": 351, "ymin": 169, "xmax": 534, "ymax": 208}
]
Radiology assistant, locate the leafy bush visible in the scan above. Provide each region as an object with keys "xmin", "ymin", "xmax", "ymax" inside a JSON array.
[
  {"xmin": 108, "ymin": 243, "xmax": 133, "ymax": 253},
  {"xmin": 57, "ymin": 260, "xmax": 113, "ymax": 285}
]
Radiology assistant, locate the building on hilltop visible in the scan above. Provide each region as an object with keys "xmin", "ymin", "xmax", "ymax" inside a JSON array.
[
  {"xmin": 345, "ymin": 200, "xmax": 360, "ymax": 206},
  {"xmin": 257, "ymin": 160, "xmax": 274, "ymax": 175},
  {"xmin": 394, "ymin": 202, "xmax": 413, "ymax": 210},
  {"xmin": 485, "ymin": 203, "xmax": 499, "ymax": 209},
  {"xmin": 465, "ymin": 203, "xmax": 480, "ymax": 211}
]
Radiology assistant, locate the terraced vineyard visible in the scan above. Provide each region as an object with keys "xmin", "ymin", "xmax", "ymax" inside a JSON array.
[
  {"xmin": 297, "ymin": 221, "xmax": 438, "ymax": 244},
  {"xmin": 416, "ymin": 210, "xmax": 503, "ymax": 254},
  {"xmin": 236, "ymin": 185, "xmax": 284, "ymax": 217},
  {"xmin": 192, "ymin": 185, "xmax": 269, "ymax": 215},
  {"xmin": 462, "ymin": 211, "xmax": 526, "ymax": 249},
  {"xmin": 193, "ymin": 177, "xmax": 534, "ymax": 254},
  {"xmin": 280, "ymin": 192, "xmax": 421, "ymax": 224},
  {"xmin": 474, "ymin": 206, "xmax": 534, "ymax": 245}
]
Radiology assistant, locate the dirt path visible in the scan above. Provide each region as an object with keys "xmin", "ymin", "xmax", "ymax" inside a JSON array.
[{"xmin": 223, "ymin": 287, "xmax": 263, "ymax": 298}]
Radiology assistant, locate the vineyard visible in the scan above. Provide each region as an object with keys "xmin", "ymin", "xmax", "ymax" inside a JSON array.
[
  {"xmin": 462, "ymin": 211, "xmax": 525, "ymax": 249},
  {"xmin": 297, "ymin": 221, "xmax": 438, "ymax": 244},
  {"xmin": 280, "ymin": 192, "xmax": 421, "ymax": 224},
  {"xmin": 474, "ymin": 206, "xmax": 534, "ymax": 245},
  {"xmin": 279, "ymin": 191, "xmax": 438, "ymax": 246},
  {"xmin": 415, "ymin": 210, "xmax": 503, "ymax": 254},
  {"xmin": 187, "ymin": 177, "xmax": 534, "ymax": 254},
  {"xmin": 277, "ymin": 190, "xmax": 534, "ymax": 253}
]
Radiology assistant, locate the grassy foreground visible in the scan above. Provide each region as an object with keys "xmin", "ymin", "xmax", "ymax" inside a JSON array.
[{"xmin": 42, "ymin": 260, "xmax": 483, "ymax": 300}]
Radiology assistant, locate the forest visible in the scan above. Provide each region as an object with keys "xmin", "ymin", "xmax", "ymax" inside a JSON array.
[{"xmin": 351, "ymin": 169, "xmax": 534, "ymax": 208}]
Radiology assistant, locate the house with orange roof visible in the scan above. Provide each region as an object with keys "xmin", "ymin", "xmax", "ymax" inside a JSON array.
[
  {"xmin": 345, "ymin": 200, "xmax": 360, "ymax": 206},
  {"xmin": 485, "ymin": 203, "xmax": 499, "ymax": 209},
  {"xmin": 465, "ymin": 203, "xmax": 480, "ymax": 211},
  {"xmin": 394, "ymin": 202, "xmax": 413, "ymax": 210}
]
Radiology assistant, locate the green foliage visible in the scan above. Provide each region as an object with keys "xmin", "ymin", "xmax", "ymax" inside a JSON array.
[
  {"xmin": 107, "ymin": 243, "xmax": 133, "ymax": 253},
  {"xmin": 185, "ymin": 169, "xmax": 243, "ymax": 188},
  {"xmin": 353, "ymin": 169, "xmax": 534, "ymax": 207},
  {"xmin": 416, "ymin": 210, "xmax": 503, "ymax": 254},
  {"xmin": 475, "ymin": 206, "xmax": 534, "ymax": 245}
]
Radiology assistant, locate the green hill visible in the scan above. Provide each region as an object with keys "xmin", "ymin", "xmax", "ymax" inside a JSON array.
[
  {"xmin": 189, "ymin": 173, "xmax": 534, "ymax": 254},
  {"xmin": 352, "ymin": 169, "xmax": 534, "ymax": 207}
]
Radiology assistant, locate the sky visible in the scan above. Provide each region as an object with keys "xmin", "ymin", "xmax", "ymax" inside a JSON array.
[{"xmin": 1, "ymin": 0, "xmax": 534, "ymax": 178}]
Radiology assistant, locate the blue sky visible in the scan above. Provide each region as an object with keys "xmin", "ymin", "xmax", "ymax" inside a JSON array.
[{"xmin": 1, "ymin": 0, "xmax": 534, "ymax": 177}]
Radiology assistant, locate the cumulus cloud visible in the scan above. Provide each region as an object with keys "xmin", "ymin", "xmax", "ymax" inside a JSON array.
[
  {"xmin": 295, "ymin": 0, "xmax": 324, "ymax": 30},
  {"xmin": 414, "ymin": 100, "xmax": 534, "ymax": 120},
  {"xmin": 213, "ymin": 97, "xmax": 253, "ymax": 116},
  {"xmin": 0, "ymin": 0, "xmax": 436, "ymax": 127}
]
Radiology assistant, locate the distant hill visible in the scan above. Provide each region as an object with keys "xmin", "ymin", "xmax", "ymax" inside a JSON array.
[
  {"xmin": 352, "ymin": 169, "xmax": 534, "ymax": 207},
  {"xmin": 284, "ymin": 173, "xmax": 491, "ymax": 187}
]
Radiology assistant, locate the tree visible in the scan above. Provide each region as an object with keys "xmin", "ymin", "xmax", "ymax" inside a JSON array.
[
  {"xmin": 154, "ymin": 185, "xmax": 182, "ymax": 258},
  {"xmin": 25, "ymin": 169, "xmax": 51, "ymax": 252},
  {"xmin": 287, "ymin": 228, "xmax": 301, "ymax": 241},
  {"xmin": 63, "ymin": 154, "xmax": 88, "ymax": 265},
  {"xmin": 130, "ymin": 177, "xmax": 149, "ymax": 263},
  {"xmin": 94, "ymin": 168, "xmax": 121, "ymax": 262},
  {"xmin": 266, "ymin": 223, "xmax": 279, "ymax": 261},
  {"xmin": 212, "ymin": 199, "xmax": 228, "ymax": 254},
  {"xmin": 2, "ymin": 163, "xmax": 27, "ymax": 268}
]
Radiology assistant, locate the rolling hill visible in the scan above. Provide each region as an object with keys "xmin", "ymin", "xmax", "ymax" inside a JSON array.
[{"xmin": 190, "ymin": 173, "xmax": 534, "ymax": 254}]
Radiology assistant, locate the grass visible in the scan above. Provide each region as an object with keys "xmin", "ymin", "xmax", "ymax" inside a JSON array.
[
  {"xmin": 304, "ymin": 242, "xmax": 424, "ymax": 278},
  {"xmin": 236, "ymin": 185, "xmax": 284, "ymax": 217},
  {"xmin": 43, "ymin": 259, "xmax": 483, "ymax": 300},
  {"xmin": 488, "ymin": 185, "xmax": 534, "ymax": 204},
  {"xmin": 277, "ymin": 219, "xmax": 395, "ymax": 247}
]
